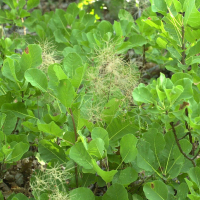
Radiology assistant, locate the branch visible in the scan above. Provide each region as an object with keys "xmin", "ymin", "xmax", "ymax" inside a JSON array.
[
  {"xmin": 178, "ymin": 132, "xmax": 188, "ymax": 141},
  {"xmin": 184, "ymin": 108, "xmax": 195, "ymax": 155},
  {"xmin": 170, "ymin": 122, "xmax": 195, "ymax": 167},
  {"xmin": 11, "ymin": 117, "xmax": 20, "ymax": 134},
  {"xmin": 192, "ymin": 148, "xmax": 200, "ymax": 160}
]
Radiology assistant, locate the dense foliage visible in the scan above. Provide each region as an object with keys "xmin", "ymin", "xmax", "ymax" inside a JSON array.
[{"xmin": 1, "ymin": 0, "xmax": 200, "ymax": 199}]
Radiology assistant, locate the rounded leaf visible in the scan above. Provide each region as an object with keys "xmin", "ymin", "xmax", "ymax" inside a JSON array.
[
  {"xmin": 25, "ymin": 68, "xmax": 48, "ymax": 92},
  {"xmin": 120, "ymin": 134, "xmax": 138, "ymax": 163},
  {"xmin": 70, "ymin": 187, "xmax": 95, "ymax": 200},
  {"xmin": 102, "ymin": 183, "xmax": 129, "ymax": 200},
  {"xmin": 143, "ymin": 180, "xmax": 168, "ymax": 200}
]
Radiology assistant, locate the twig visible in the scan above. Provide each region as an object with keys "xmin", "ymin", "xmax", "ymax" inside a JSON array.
[
  {"xmin": 11, "ymin": 117, "xmax": 20, "ymax": 134},
  {"xmin": 184, "ymin": 108, "xmax": 195, "ymax": 155},
  {"xmin": 192, "ymin": 148, "xmax": 200, "ymax": 160},
  {"xmin": 170, "ymin": 122, "xmax": 196, "ymax": 167},
  {"xmin": 178, "ymin": 132, "xmax": 188, "ymax": 140}
]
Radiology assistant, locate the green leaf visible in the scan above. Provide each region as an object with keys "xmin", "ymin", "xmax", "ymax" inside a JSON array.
[
  {"xmin": 0, "ymin": 113, "xmax": 6, "ymax": 129},
  {"xmin": 185, "ymin": 27, "xmax": 200, "ymax": 43},
  {"xmin": 66, "ymin": 3, "xmax": 79, "ymax": 18},
  {"xmin": 118, "ymin": 9, "xmax": 134, "ymax": 22},
  {"xmin": 120, "ymin": 20, "xmax": 132, "ymax": 36},
  {"xmin": 102, "ymin": 183, "xmax": 129, "ymax": 200},
  {"xmin": 7, "ymin": 134, "xmax": 28, "ymax": 144},
  {"xmin": 188, "ymin": 167, "xmax": 200, "ymax": 188},
  {"xmin": 78, "ymin": 130, "xmax": 89, "ymax": 150},
  {"xmin": 91, "ymin": 127, "xmax": 109, "ymax": 150},
  {"xmin": 143, "ymin": 129, "xmax": 166, "ymax": 156},
  {"xmin": 185, "ymin": 178, "xmax": 200, "ymax": 199},
  {"xmin": 162, "ymin": 131, "xmax": 177, "ymax": 177},
  {"xmin": 177, "ymin": 183, "xmax": 189, "ymax": 199},
  {"xmin": 38, "ymin": 139, "xmax": 67, "ymax": 164},
  {"xmin": 70, "ymin": 187, "xmax": 95, "ymax": 200},
  {"xmin": 52, "ymin": 9, "xmax": 68, "ymax": 33},
  {"xmin": 5, "ymin": 142, "xmax": 29, "ymax": 163},
  {"xmin": 80, "ymin": 173, "xmax": 96, "ymax": 187},
  {"xmin": 43, "ymin": 112, "xmax": 66, "ymax": 126},
  {"xmin": 63, "ymin": 53, "xmax": 83, "ymax": 78},
  {"xmin": 129, "ymin": 34, "xmax": 147, "ymax": 47},
  {"xmin": 101, "ymin": 98, "xmax": 122, "ymax": 124},
  {"xmin": 22, "ymin": 121, "xmax": 39, "ymax": 132},
  {"xmin": 55, "ymin": 79, "xmax": 75, "ymax": 108},
  {"xmin": 132, "ymin": 194, "xmax": 143, "ymax": 200},
  {"xmin": 167, "ymin": 45, "xmax": 182, "ymax": 59},
  {"xmin": 3, "ymin": 0, "xmax": 16, "ymax": 9},
  {"xmin": 132, "ymin": 85, "xmax": 153, "ymax": 103},
  {"xmin": 92, "ymin": 159, "xmax": 117, "ymax": 183},
  {"xmin": 187, "ymin": 41, "xmax": 200, "ymax": 57},
  {"xmin": 2, "ymin": 57, "xmax": 20, "ymax": 83},
  {"xmin": 2, "ymin": 112, "xmax": 17, "ymax": 135},
  {"xmin": 8, "ymin": 192, "xmax": 30, "ymax": 200},
  {"xmin": 37, "ymin": 121, "xmax": 63, "ymax": 137},
  {"xmin": 143, "ymin": 180, "xmax": 168, "ymax": 200},
  {"xmin": 54, "ymin": 29, "xmax": 69, "ymax": 44},
  {"xmin": 20, "ymin": 44, "xmax": 42, "ymax": 72},
  {"xmin": 65, "ymin": 13, "xmax": 76, "ymax": 27},
  {"xmin": 88, "ymin": 138, "xmax": 105, "ymax": 159},
  {"xmin": 137, "ymin": 140, "xmax": 159, "ymax": 173},
  {"xmin": 69, "ymin": 142, "xmax": 93, "ymax": 169},
  {"xmin": 120, "ymin": 134, "xmax": 138, "ymax": 163},
  {"xmin": 27, "ymin": 0, "xmax": 40, "ymax": 10},
  {"xmin": 70, "ymin": 66, "xmax": 86, "ymax": 88},
  {"xmin": 25, "ymin": 69, "xmax": 48, "ymax": 92},
  {"xmin": 184, "ymin": 0, "xmax": 200, "ymax": 28},
  {"xmin": 171, "ymin": 72, "xmax": 192, "ymax": 83},
  {"xmin": 63, "ymin": 131, "xmax": 75, "ymax": 146},
  {"xmin": 165, "ymin": 85, "xmax": 183, "ymax": 106},
  {"xmin": 115, "ymin": 41, "xmax": 133, "ymax": 54},
  {"xmin": 164, "ymin": 14, "xmax": 182, "ymax": 46},
  {"xmin": 113, "ymin": 167, "xmax": 138, "ymax": 186},
  {"xmin": 52, "ymin": 64, "xmax": 68, "ymax": 80},
  {"xmin": 97, "ymin": 21, "xmax": 113, "ymax": 36},
  {"xmin": 2, "ymin": 102, "xmax": 30, "ymax": 119},
  {"xmin": 156, "ymin": 86, "xmax": 166, "ymax": 102},
  {"xmin": 0, "ymin": 192, "xmax": 3, "ymax": 200},
  {"xmin": 0, "ymin": 92, "xmax": 14, "ymax": 108},
  {"xmin": 156, "ymin": 37, "xmax": 167, "ymax": 49},
  {"xmin": 106, "ymin": 117, "xmax": 138, "ymax": 145},
  {"xmin": 2, "ymin": 58, "xmax": 20, "ymax": 84},
  {"xmin": 18, "ymin": 0, "xmax": 26, "ymax": 9},
  {"xmin": 19, "ymin": 9, "xmax": 30, "ymax": 18},
  {"xmin": 151, "ymin": 0, "xmax": 167, "ymax": 13},
  {"xmin": 86, "ymin": 32, "xmax": 99, "ymax": 48},
  {"xmin": 113, "ymin": 21, "xmax": 123, "ymax": 36},
  {"xmin": 174, "ymin": 78, "xmax": 193, "ymax": 100}
]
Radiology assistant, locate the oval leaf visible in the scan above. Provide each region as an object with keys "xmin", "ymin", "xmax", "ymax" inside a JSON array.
[
  {"xmin": 102, "ymin": 183, "xmax": 129, "ymax": 200},
  {"xmin": 120, "ymin": 134, "xmax": 138, "ymax": 163},
  {"xmin": 70, "ymin": 187, "xmax": 95, "ymax": 200},
  {"xmin": 143, "ymin": 180, "xmax": 168, "ymax": 200},
  {"xmin": 38, "ymin": 139, "xmax": 67, "ymax": 164},
  {"xmin": 69, "ymin": 142, "xmax": 93, "ymax": 169},
  {"xmin": 25, "ymin": 68, "xmax": 48, "ymax": 92}
]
